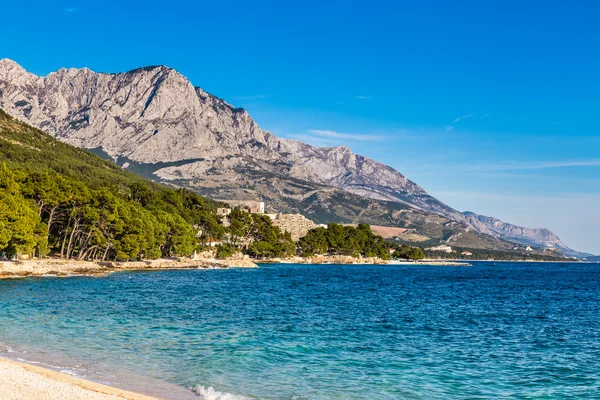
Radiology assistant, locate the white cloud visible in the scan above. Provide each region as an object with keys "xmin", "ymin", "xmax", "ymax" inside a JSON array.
[
  {"xmin": 465, "ymin": 159, "xmax": 600, "ymax": 172},
  {"xmin": 283, "ymin": 134, "xmax": 340, "ymax": 148},
  {"xmin": 451, "ymin": 113, "xmax": 475, "ymax": 123},
  {"xmin": 482, "ymin": 113, "xmax": 492, "ymax": 118},
  {"xmin": 449, "ymin": 148, "xmax": 465, "ymax": 155},
  {"xmin": 308, "ymin": 129, "xmax": 386, "ymax": 142},
  {"xmin": 355, "ymin": 95, "xmax": 371, "ymax": 100},
  {"xmin": 64, "ymin": 7, "xmax": 79, "ymax": 12},
  {"xmin": 445, "ymin": 126, "xmax": 455, "ymax": 132}
]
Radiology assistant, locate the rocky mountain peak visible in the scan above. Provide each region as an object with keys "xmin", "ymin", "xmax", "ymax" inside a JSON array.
[
  {"xmin": 0, "ymin": 58, "xmax": 35, "ymax": 83},
  {"xmin": 0, "ymin": 58, "xmax": 23, "ymax": 70}
]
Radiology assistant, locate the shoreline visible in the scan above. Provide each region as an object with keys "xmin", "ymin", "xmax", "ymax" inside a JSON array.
[
  {"xmin": 2, "ymin": 256, "xmax": 579, "ymax": 279},
  {"xmin": 0, "ymin": 357, "xmax": 160, "ymax": 400},
  {"xmin": 0, "ymin": 257, "xmax": 258, "ymax": 279},
  {"xmin": 261, "ymin": 255, "xmax": 471, "ymax": 266},
  {"xmin": 0, "ymin": 256, "xmax": 480, "ymax": 279}
]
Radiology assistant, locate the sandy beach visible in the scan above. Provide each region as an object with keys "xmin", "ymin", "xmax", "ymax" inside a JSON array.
[{"xmin": 0, "ymin": 357, "xmax": 159, "ymax": 400}]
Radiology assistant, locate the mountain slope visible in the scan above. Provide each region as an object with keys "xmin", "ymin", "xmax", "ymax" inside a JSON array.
[
  {"xmin": 0, "ymin": 58, "xmax": 582, "ymax": 255},
  {"xmin": 0, "ymin": 108, "xmax": 222, "ymax": 260},
  {"xmin": 462, "ymin": 212, "xmax": 593, "ymax": 258}
]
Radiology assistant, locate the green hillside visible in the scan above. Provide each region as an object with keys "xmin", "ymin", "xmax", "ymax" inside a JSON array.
[
  {"xmin": 0, "ymin": 109, "xmax": 228, "ymax": 260},
  {"xmin": 1, "ymin": 109, "xmax": 394, "ymax": 262}
]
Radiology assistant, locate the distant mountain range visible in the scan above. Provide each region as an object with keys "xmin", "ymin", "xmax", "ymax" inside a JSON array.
[
  {"xmin": 0, "ymin": 58, "xmax": 590, "ymax": 257},
  {"xmin": 462, "ymin": 212, "xmax": 592, "ymax": 258}
]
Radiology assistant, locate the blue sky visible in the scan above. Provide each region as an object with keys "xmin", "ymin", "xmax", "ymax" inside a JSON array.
[{"xmin": 2, "ymin": 0, "xmax": 599, "ymax": 254}]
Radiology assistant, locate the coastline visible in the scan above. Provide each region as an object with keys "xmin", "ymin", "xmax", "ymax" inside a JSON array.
[
  {"xmin": 0, "ymin": 357, "xmax": 159, "ymax": 400},
  {"xmin": 261, "ymin": 255, "xmax": 471, "ymax": 266},
  {"xmin": 0, "ymin": 256, "xmax": 477, "ymax": 279},
  {"xmin": 1, "ymin": 255, "xmax": 530, "ymax": 279},
  {"xmin": 0, "ymin": 257, "xmax": 258, "ymax": 279}
]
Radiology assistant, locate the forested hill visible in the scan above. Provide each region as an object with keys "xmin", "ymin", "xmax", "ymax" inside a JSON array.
[
  {"xmin": 0, "ymin": 108, "xmax": 431, "ymax": 263},
  {"xmin": 0, "ymin": 108, "xmax": 226, "ymax": 260}
]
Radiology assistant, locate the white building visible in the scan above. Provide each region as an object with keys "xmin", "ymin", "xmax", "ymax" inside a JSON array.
[{"xmin": 426, "ymin": 245, "xmax": 453, "ymax": 253}]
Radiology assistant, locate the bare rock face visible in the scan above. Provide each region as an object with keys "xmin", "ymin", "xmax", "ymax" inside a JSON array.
[{"xmin": 0, "ymin": 58, "xmax": 579, "ymax": 254}]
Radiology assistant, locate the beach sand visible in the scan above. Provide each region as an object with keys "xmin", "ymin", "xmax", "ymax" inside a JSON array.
[{"xmin": 0, "ymin": 358, "xmax": 159, "ymax": 400}]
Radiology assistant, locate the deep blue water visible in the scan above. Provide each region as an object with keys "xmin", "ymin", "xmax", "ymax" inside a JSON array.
[{"xmin": 1, "ymin": 262, "xmax": 600, "ymax": 399}]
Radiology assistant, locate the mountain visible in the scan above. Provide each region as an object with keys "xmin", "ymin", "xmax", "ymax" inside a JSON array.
[
  {"xmin": 462, "ymin": 212, "xmax": 591, "ymax": 258},
  {"xmin": 0, "ymin": 58, "xmax": 581, "ymax": 255}
]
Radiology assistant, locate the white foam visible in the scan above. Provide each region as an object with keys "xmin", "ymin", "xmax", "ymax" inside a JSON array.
[
  {"xmin": 192, "ymin": 385, "xmax": 252, "ymax": 400},
  {"xmin": 0, "ymin": 342, "xmax": 16, "ymax": 353}
]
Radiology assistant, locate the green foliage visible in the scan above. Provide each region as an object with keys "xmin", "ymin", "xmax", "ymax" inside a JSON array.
[
  {"xmin": 216, "ymin": 243, "xmax": 236, "ymax": 259},
  {"xmin": 405, "ymin": 247, "xmax": 424, "ymax": 261},
  {"xmin": 298, "ymin": 223, "xmax": 391, "ymax": 260},
  {"xmin": 247, "ymin": 241, "xmax": 276, "ymax": 258},
  {"xmin": 391, "ymin": 244, "xmax": 425, "ymax": 261},
  {"xmin": 423, "ymin": 246, "xmax": 569, "ymax": 262},
  {"xmin": 245, "ymin": 214, "xmax": 296, "ymax": 258},
  {"xmin": 0, "ymin": 109, "xmax": 219, "ymax": 260},
  {"xmin": 227, "ymin": 208, "xmax": 253, "ymax": 245},
  {"xmin": 0, "ymin": 164, "xmax": 47, "ymax": 257}
]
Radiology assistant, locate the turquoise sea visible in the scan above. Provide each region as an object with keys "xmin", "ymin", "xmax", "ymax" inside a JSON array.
[{"xmin": 0, "ymin": 262, "xmax": 599, "ymax": 399}]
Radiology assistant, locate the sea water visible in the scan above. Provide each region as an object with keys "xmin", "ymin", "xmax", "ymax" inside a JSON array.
[{"xmin": 0, "ymin": 262, "xmax": 599, "ymax": 399}]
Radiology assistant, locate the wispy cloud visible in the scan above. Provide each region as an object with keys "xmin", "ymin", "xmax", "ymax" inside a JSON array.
[
  {"xmin": 449, "ymin": 148, "xmax": 465, "ymax": 156},
  {"xmin": 355, "ymin": 95, "xmax": 371, "ymax": 100},
  {"xmin": 431, "ymin": 190, "xmax": 600, "ymax": 205},
  {"xmin": 451, "ymin": 113, "xmax": 475, "ymax": 123},
  {"xmin": 482, "ymin": 113, "xmax": 492, "ymax": 118},
  {"xmin": 284, "ymin": 134, "xmax": 340, "ymax": 148},
  {"xmin": 282, "ymin": 129, "xmax": 389, "ymax": 148},
  {"xmin": 445, "ymin": 126, "xmax": 455, "ymax": 132},
  {"xmin": 463, "ymin": 159, "xmax": 600, "ymax": 172},
  {"xmin": 308, "ymin": 129, "xmax": 386, "ymax": 142},
  {"xmin": 234, "ymin": 94, "xmax": 268, "ymax": 100},
  {"xmin": 64, "ymin": 7, "xmax": 79, "ymax": 12}
]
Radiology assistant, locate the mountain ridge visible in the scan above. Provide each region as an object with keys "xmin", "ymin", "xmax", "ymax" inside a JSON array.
[
  {"xmin": 0, "ymin": 58, "xmax": 586, "ymax": 256},
  {"xmin": 462, "ymin": 212, "xmax": 592, "ymax": 259},
  {"xmin": 0, "ymin": 58, "xmax": 463, "ymax": 220}
]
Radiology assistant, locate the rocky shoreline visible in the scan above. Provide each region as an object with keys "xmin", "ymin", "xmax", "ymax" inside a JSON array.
[
  {"xmin": 0, "ymin": 256, "xmax": 476, "ymax": 279},
  {"xmin": 0, "ymin": 257, "xmax": 258, "ymax": 279},
  {"xmin": 259, "ymin": 255, "xmax": 471, "ymax": 266}
]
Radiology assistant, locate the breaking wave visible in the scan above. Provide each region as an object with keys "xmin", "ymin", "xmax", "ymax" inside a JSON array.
[{"xmin": 193, "ymin": 385, "xmax": 253, "ymax": 400}]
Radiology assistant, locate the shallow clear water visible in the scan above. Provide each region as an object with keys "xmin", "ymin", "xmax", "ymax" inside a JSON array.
[{"xmin": 1, "ymin": 262, "xmax": 600, "ymax": 399}]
